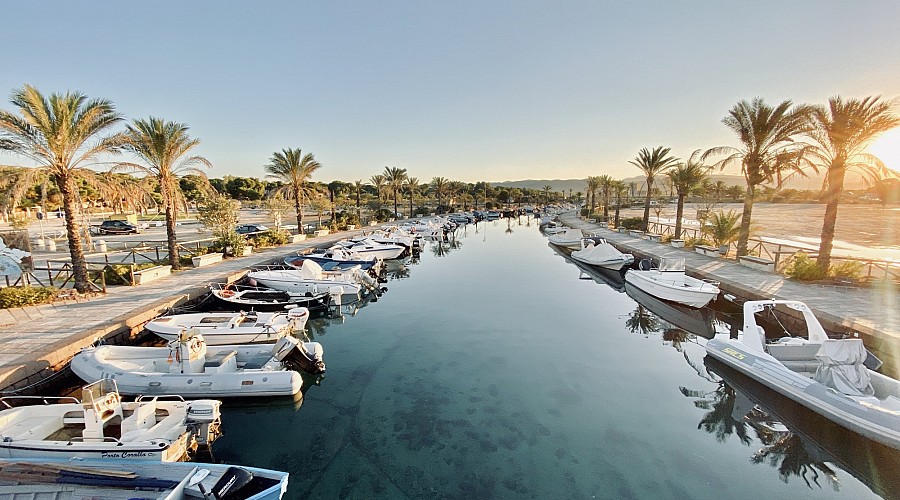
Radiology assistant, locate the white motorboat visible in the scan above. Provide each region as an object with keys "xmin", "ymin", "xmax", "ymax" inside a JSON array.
[
  {"xmin": 0, "ymin": 380, "xmax": 221, "ymax": 462},
  {"xmin": 208, "ymin": 283, "xmax": 332, "ymax": 313},
  {"xmin": 144, "ymin": 308, "xmax": 309, "ymax": 345},
  {"xmin": 547, "ymin": 228, "xmax": 586, "ymax": 249},
  {"xmin": 624, "ymin": 258, "xmax": 720, "ymax": 308},
  {"xmin": 248, "ymin": 260, "xmax": 374, "ymax": 297},
  {"xmin": 705, "ymin": 300, "xmax": 900, "ymax": 450},
  {"xmin": 570, "ymin": 238, "xmax": 634, "ymax": 270},
  {"xmin": 339, "ymin": 238, "xmax": 406, "ymax": 260},
  {"xmin": 0, "ymin": 458, "xmax": 289, "ymax": 499},
  {"xmin": 71, "ymin": 334, "xmax": 324, "ymax": 398}
]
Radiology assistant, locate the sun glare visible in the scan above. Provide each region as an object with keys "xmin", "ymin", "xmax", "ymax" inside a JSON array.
[{"xmin": 868, "ymin": 128, "xmax": 900, "ymax": 172}]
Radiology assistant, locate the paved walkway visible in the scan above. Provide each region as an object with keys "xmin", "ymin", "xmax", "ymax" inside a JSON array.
[
  {"xmin": 557, "ymin": 212, "xmax": 899, "ymax": 377},
  {"xmin": 0, "ymin": 229, "xmax": 372, "ymax": 393}
]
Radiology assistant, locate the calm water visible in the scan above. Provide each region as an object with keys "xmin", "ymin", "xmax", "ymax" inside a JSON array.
[{"xmin": 208, "ymin": 217, "xmax": 895, "ymax": 499}]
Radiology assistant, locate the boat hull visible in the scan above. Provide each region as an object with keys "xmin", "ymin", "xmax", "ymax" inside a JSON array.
[
  {"xmin": 624, "ymin": 270, "xmax": 718, "ymax": 308},
  {"xmin": 706, "ymin": 338, "xmax": 900, "ymax": 450}
]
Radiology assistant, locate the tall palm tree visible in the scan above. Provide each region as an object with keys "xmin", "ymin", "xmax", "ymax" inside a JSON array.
[
  {"xmin": 264, "ymin": 148, "xmax": 321, "ymax": 231},
  {"xmin": 803, "ymin": 96, "xmax": 899, "ymax": 271},
  {"xmin": 584, "ymin": 176, "xmax": 600, "ymax": 215},
  {"xmin": 117, "ymin": 117, "xmax": 211, "ymax": 269},
  {"xmin": 704, "ymin": 98, "xmax": 813, "ymax": 256},
  {"xmin": 542, "ymin": 185, "xmax": 553, "ymax": 205},
  {"xmin": 0, "ymin": 85, "xmax": 124, "ymax": 292},
  {"xmin": 382, "ymin": 166, "xmax": 407, "ymax": 218},
  {"xmin": 369, "ymin": 174, "xmax": 386, "ymax": 206},
  {"xmin": 405, "ymin": 177, "xmax": 420, "ymax": 217},
  {"xmin": 431, "ymin": 177, "xmax": 449, "ymax": 213},
  {"xmin": 353, "ymin": 179, "xmax": 364, "ymax": 218},
  {"xmin": 667, "ymin": 150, "xmax": 710, "ymax": 239},
  {"xmin": 629, "ymin": 146, "xmax": 679, "ymax": 231},
  {"xmin": 610, "ymin": 180, "xmax": 628, "ymax": 227},
  {"xmin": 598, "ymin": 175, "xmax": 613, "ymax": 220}
]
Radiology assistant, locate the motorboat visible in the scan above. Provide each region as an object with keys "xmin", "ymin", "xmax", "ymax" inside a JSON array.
[
  {"xmin": 624, "ymin": 258, "xmax": 720, "ymax": 308},
  {"xmin": 0, "ymin": 380, "xmax": 221, "ymax": 462},
  {"xmin": 0, "ymin": 458, "xmax": 290, "ymax": 499},
  {"xmin": 285, "ymin": 246, "xmax": 381, "ymax": 274},
  {"xmin": 547, "ymin": 228, "xmax": 586, "ymax": 249},
  {"xmin": 248, "ymin": 260, "xmax": 376, "ymax": 297},
  {"xmin": 624, "ymin": 281, "xmax": 716, "ymax": 338},
  {"xmin": 144, "ymin": 308, "xmax": 310, "ymax": 345},
  {"xmin": 71, "ymin": 334, "xmax": 325, "ymax": 397},
  {"xmin": 570, "ymin": 238, "xmax": 634, "ymax": 270},
  {"xmin": 705, "ymin": 299, "xmax": 900, "ymax": 450},
  {"xmin": 337, "ymin": 238, "xmax": 406, "ymax": 260},
  {"xmin": 207, "ymin": 282, "xmax": 332, "ymax": 313}
]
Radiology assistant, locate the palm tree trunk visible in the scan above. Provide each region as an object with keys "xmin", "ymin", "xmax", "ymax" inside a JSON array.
[
  {"xmin": 294, "ymin": 186, "xmax": 303, "ymax": 232},
  {"xmin": 603, "ymin": 189, "xmax": 609, "ymax": 220},
  {"xmin": 58, "ymin": 174, "xmax": 90, "ymax": 293},
  {"xmin": 817, "ymin": 164, "xmax": 846, "ymax": 271},
  {"xmin": 642, "ymin": 180, "xmax": 653, "ymax": 232},
  {"xmin": 164, "ymin": 187, "xmax": 180, "ymax": 270},
  {"xmin": 736, "ymin": 182, "xmax": 755, "ymax": 256},
  {"xmin": 409, "ymin": 192, "xmax": 413, "ymax": 217},
  {"xmin": 674, "ymin": 194, "xmax": 685, "ymax": 239},
  {"xmin": 393, "ymin": 189, "xmax": 399, "ymax": 218}
]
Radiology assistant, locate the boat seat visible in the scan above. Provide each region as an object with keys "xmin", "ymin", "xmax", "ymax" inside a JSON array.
[
  {"xmin": 780, "ymin": 359, "xmax": 820, "ymax": 374},
  {"xmin": 205, "ymin": 350, "xmax": 237, "ymax": 368},
  {"xmin": 120, "ymin": 400, "xmax": 158, "ymax": 441},
  {"xmin": 2, "ymin": 415, "xmax": 63, "ymax": 440},
  {"xmin": 242, "ymin": 353, "xmax": 273, "ymax": 370}
]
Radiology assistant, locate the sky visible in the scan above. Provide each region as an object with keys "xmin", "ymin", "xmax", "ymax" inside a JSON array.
[{"xmin": 2, "ymin": 1, "xmax": 900, "ymax": 185}]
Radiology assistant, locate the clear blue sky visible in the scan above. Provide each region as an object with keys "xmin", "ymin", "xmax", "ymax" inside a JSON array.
[{"xmin": 3, "ymin": 1, "xmax": 900, "ymax": 184}]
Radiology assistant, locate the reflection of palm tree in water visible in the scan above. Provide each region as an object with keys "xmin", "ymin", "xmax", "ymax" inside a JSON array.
[
  {"xmin": 625, "ymin": 305, "xmax": 660, "ymax": 336},
  {"xmin": 505, "ymin": 218, "xmax": 514, "ymax": 234},
  {"xmin": 431, "ymin": 237, "xmax": 461, "ymax": 258},
  {"xmin": 662, "ymin": 328, "xmax": 690, "ymax": 351},
  {"xmin": 750, "ymin": 426, "xmax": 839, "ymax": 491},
  {"xmin": 685, "ymin": 382, "xmax": 752, "ymax": 444}
]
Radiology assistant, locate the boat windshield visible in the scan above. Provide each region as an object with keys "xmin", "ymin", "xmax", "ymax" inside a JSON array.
[
  {"xmin": 81, "ymin": 379, "xmax": 117, "ymax": 408},
  {"xmin": 658, "ymin": 258, "xmax": 685, "ymax": 272}
]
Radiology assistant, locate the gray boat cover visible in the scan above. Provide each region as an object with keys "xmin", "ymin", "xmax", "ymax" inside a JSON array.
[{"xmin": 814, "ymin": 339, "xmax": 874, "ymax": 397}]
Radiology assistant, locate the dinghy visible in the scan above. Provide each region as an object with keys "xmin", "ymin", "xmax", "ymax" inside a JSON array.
[
  {"xmin": 624, "ymin": 258, "xmax": 720, "ymax": 308},
  {"xmin": 705, "ymin": 300, "xmax": 900, "ymax": 450},
  {"xmin": 248, "ymin": 260, "xmax": 381, "ymax": 297},
  {"xmin": 337, "ymin": 238, "xmax": 406, "ymax": 260},
  {"xmin": 71, "ymin": 334, "xmax": 325, "ymax": 398},
  {"xmin": 569, "ymin": 238, "xmax": 634, "ymax": 270},
  {"xmin": 208, "ymin": 282, "xmax": 331, "ymax": 313},
  {"xmin": 0, "ymin": 458, "xmax": 290, "ymax": 499},
  {"xmin": 547, "ymin": 228, "xmax": 586, "ymax": 249},
  {"xmin": 0, "ymin": 380, "xmax": 221, "ymax": 462},
  {"xmin": 144, "ymin": 308, "xmax": 309, "ymax": 345}
]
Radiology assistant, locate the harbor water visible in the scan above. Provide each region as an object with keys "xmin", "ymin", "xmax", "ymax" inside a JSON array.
[{"xmin": 204, "ymin": 216, "xmax": 896, "ymax": 499}]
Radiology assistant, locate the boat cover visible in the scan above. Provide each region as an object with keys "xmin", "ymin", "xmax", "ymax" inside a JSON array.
[
  {"xmin": 299, "ymin": 260, "xmax": 324, "ymax": 280},
  {"xmin": 814, "ymin": 339, "xmax": 874, "ymax": 396},
  {"xmin": 572, "ymin": 241, "xmax": 627, "ymax": 263}
]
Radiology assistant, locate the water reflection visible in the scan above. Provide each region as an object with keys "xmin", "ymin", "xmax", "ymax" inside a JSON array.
[
  {"xmin": 624, "ymin": 281, "xmax": 717, "ymax": 339},
  {"xmin": 683, "ymin": 357, "xmax": 900, "ymax": 498}
]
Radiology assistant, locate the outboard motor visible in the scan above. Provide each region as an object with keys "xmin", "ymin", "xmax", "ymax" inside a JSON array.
[
  {"xmin": 210, "ymin": 466, "xmax": 255, "ymax": 500},
  {"xmin": 186, "ymin": 399, "xmax": 223, "ymax": 448},
  {"xmin": 273, "ymin": 335, "xmax": 326, "ymax": 374}
]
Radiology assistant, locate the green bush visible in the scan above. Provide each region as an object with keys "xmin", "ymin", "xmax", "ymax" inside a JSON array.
[
  {"xmin": 251, "ymin": 229, "xmax": 290, "ymax": 248},
  {"xmin": 580, "ymin": 208, "xmax": 590, "ymax": 217},
  {"xmin": 619, "ymin": 217, "xmax": 643, "ymax": 230},
  {"xmin": 373, "ymin": 208, "xmax": 393, "ymax": 222},
  {"xmin": 209, "ymin": 231, "xmax": 246, "ymax": 257},
  {"xmin": 0, "ymin": 286, "xmax": 59, "ymax": 309},
  {"xmin": 829, "ymin": 260, "xmax": 864, "ymax": 280},
  {"xmin": 784, "ymin": 252, "xmax": 827, "ymax": 281},
  {"xmin": 333, "ymin": 211, "xmax": 361, "ymax": 230},
  {"xmin": 103, "ymin": 263, "xmax": 158, "ymax": 285},
  {"xmin": 683, "ymin": 236, "xmax": 712, "ymax": 248}
]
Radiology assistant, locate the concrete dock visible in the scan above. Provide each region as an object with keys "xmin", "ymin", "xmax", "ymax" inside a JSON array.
[
  {"xmin": 558, "ymin": 212, "xmax": 899, "ymax": 377},
  {"xmin": 0, "ymin": 230, "xmax": 369, "ymax": 394}
]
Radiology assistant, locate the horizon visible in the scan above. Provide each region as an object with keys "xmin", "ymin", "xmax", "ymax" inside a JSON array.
[{"xmin": 2, "ymin": 1, "xmax": 899, "ymax": 184}]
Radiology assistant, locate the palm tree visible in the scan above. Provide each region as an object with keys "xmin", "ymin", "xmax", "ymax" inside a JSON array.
[
  {"xmin": 629, "ymin": 146, "xmax": 679, "ymax": 231},
  {"xmin": 584, "ymin": 176, "xmax": 600, "ymax": 215},
  {"xmin": 369, "ymin": 174, "xmax": 386, "ymax": 206},
  {"xmin": 667, "ymin": 150, "xmax": 710, "ymax": 239},
  {"xmin": 803, "ymin": 96, "xmax": 899, "ymax": 271},
  {"xmin": 542, "ymin": 185, "xmax": 553, "ymax": 205},
  {"xmin": 598, "ymin": 175, "xmax": 613, "ymax": 220},
  {"xmin": 0, "ymin": 85, "xmax": 124, "ymax": 292},
  {"xmin": 405, "ymin": 176, "xmax": 420, "ymax": 217},
  {"xmin": 382, "ymin": 166, "xmax": 407, "ymax": 218},
  {"xmin": 704, "ymin": 98, "xmax": 812, "ymax": 256},
  {"xmin": 610, "ymin": 180, "xmax": 628, "ymax": 227},
  {"xmin": 431, "ymin": 177, "xmax": 449, "ymax": 213},
  {"xmin": 353, "ymin": 179, "xmax": 364, "ymax": 218},
  {"xmin": 264, "ymin": 148, "xmax": 321, "ymax": 232},
  {"xmin": 117, "ymin": 117, "xmax": 211, "ymax": 269}
]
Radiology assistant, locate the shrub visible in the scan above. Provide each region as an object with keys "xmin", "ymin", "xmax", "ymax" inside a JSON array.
[
  {"xmin": 9, "ymin": 213, "xmax": 29, "ymax": 229},
  {"xmin": 103, "ymin": 262, "xmax": 158, "ymax": 285},
  {"xmin": 251, "ymin": 229, "xmax": 290, "ymax": 248},
  {"xmin": 580, "ymin": 208, "xmax": 590, "ymax": 217},
  {"xmin": 829, "ymin": 260, "xmax": 864, "ymax": 280},
  {"xmin": 683, "ymin": 236, "xmax": 712, "ymax": 248},
  {"xmin": 702, "ymin": 210, "xmax": 741, "ymax": 247},
  {"xmin": 0, "ymin": 286, "xmax": 59, "ymax": 309},
  {"xmin": 620, "ymin": 217, "xmax": 643, "ymax": 230},
  {"xmin": 373, "ymin": 208, "xmax": 393, "ymax": 222},
  {"xmin": 333, "ymin": 211, "xmax": 361, "ymax": 230},
  {"xmin": 783, "ymin": 252, "xmax": 827, "ymax": 281},
  {"xmin": 209, "ymin": 231, "xmax": 246, "ymax": 257}
]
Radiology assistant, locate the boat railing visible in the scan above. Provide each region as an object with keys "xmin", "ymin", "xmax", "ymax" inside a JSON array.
[
  {"xmin": 67, "ymin": 436, "xmax": 124, "ymax": 444},
  {"xmin": 0, "ymin": 395, "xmax": 81, "ymax": 409},
  {"xmin": 248, "ymin": 264, "xmax": 296, "ymax": 272},
  {"xmin": 135, "ymin": 394, "xmax": 187, "ymax": 403}
]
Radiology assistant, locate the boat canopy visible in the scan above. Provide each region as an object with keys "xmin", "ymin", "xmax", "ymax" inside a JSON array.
[
  {"xmin": 815, "ymin": 339, "xmax": 875, "ymax": 397},
  {"xmin": 659, "ymin": 258, "xmax": 685, "ymax": 272}
]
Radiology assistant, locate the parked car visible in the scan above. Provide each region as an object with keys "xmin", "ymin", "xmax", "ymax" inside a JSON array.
[
  {"xmin": 94, "ymin": 219, "xmax": 140, "ymax": 235},
  {"xmin": 235, "ymin": 223, "xmax": 269, "ymax": 235}
]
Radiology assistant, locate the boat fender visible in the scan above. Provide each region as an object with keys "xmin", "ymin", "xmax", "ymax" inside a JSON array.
[
  {"xmin": 638, "ymin": 258, "xmax": 653, "ymax": 271},
  {"xmin": 220, "ymin": 290, "xmax": 235, "ymax": 298}
]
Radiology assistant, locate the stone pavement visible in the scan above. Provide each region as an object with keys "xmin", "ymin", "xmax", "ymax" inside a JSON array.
[
  {"xmin": 558, "ymin": 212, "xmax": 899, "ymax": 377},
  {"xmin": 0, "ymin": 229, "xmax": 371, "ymax": 393}
]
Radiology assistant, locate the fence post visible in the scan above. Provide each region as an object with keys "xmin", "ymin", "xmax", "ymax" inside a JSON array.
[
  {"xmin": 130, "ymin": 263, "xmax": 136, "ymax": 286},
  {"xmin": 100, "ymin": 269, "xmax": 106, "ymax": 293}
]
